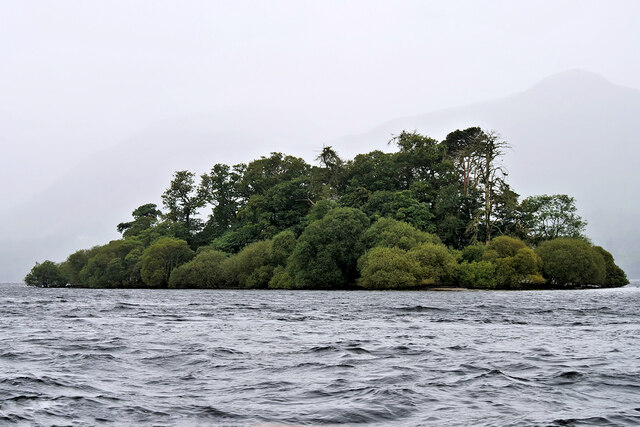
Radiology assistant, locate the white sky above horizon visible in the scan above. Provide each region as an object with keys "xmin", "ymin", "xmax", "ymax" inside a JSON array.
[{"xmin": 2, "ymin": 0, "xmax": 639, "ymax": 209}]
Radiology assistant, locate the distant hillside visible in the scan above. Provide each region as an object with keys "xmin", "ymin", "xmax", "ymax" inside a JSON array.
[{"xmin": 2, "ymin": 70, "xmax": 638, "ymax": 281}]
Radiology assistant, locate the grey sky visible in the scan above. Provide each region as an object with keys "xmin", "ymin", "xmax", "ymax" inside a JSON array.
[{"xmin": 2, "ymin": 0, "xmax": 639, "ymax": 207}]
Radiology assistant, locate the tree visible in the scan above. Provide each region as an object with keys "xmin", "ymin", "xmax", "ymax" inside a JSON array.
[
  {"xmin": 168, "ymin": 249, "xmax": 228, "ymax": 288},
  {"xmin": 476, "ymin": 131, "xmax": 510, "ymax": 244},
  {"xmin": 78, "ymin": 239, "xmax": 144, "ymax": 288},
  {"xmin": 520, "ymin": 194, "xmax": 587, "ymax": 244},
  {"xmin": 222, "ymin": 240, "xmax": 273, "ymax": 288},
  {"xmin": 287, "ymin": 207, "xmax": 370, "ymax": 288},
  {"xmin": 593, "ymin": 246, "xmax": 628, "ymax": 287},
  {"xmin": 198, "ymin": 164, "xmax": 244, "ymax": 241},
  {"xmin": 536, "ymin": 238, "xmax": 606, "ymax": 287},
  {"xmin": 313, "ymin": 145, "xmax": 345, "ymax": 197},
  {"xmin": 357, "ymin": 247, "xmax": 420, "ymax": 289},
  {"xmin": 117, "ymin": 203, "xmax": 162, "ymax": 238},
  {"xmin": 161, "ymin": 171, "xmax": 207, "ymax": 240},
  {"xmin": 362, "ymin": 190, "xmax": 436, "ymax": 232},
  {"xmin": 361, "ymin": 217, "xmax": 440, "ymax": 251},
  {"xmin": 237, "ymin": 152, "xmax": 309, "ymax": 198},
  {"xmin": 482, "ymin": 236, "xmax": 544, "ymax": 288},
  {"xmin": 25, "ymin": 261, "xmax": 67, "ymax": 287},
  {"xmin": 140, "ymin": 237, "xmax": 194, "ymax": 287},
  {"xmin": 407, "ymin": 243, "xmax": 458, "ymax": 286},
  {"xmin": 442, "ymin": 127, "xmax": 485, "ymax": 197}
]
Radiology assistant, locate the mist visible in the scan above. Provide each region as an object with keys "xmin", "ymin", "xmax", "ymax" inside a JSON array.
[{"xmin": 2, "ymin": 1, "xmax": 640, "ymax": 280}]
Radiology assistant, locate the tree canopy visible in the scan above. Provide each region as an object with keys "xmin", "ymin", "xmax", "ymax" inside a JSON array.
[{"xmin": 25, "ymin": 127, "xmax": 628, "ymax": 290}]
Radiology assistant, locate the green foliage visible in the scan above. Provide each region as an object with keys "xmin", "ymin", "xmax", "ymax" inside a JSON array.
[
  {"xmin": 482, "ymin": 236, "xmax": 543, "ymax": 288},
  {"xmin": 140, "ymin": 237, "xmax": 194, "ymax": 287},
  {"xmin": 59, "ymin": 247, "xmax": 99, "ymax": 287},
  {"xmin": 79, "ymin": 240, "xmax": 144, "ymax": 288},
  {"xmin": 361, "ymin": 217, "xmax": 440, "ymax": 251},
  {"xmin": 36, "ymin": 128, "xmax": 627, "ymax": 290},
  {"xmin": 161, "ymin": 171, "xmax": 207, "ymax": 239},
  {"xmin": 269, "ymin": 266, "xmax": 294, "ymax": 289},
  {"xmin": 168, "ymin": 249, "xmax": 228, "ymax": 288},
  {"xmin": 362, "ymin": 191, "xmax": 435, "ymax": 232},
  {"xmin": 536, "ymin": 238, "xmax": 606, "ymax": 287},
  {"xmin": 222, "ymin": 240, "xmax": 273, "ymax": 288},
  {"xmin": 117, "ymin": 203, "xmax": 162, "ymax": 238},
  {"xmin": 270, "ymin": 230, "xmax": 297, "ymax": 266},
  {"xmin": 343, "ymin": 151, "xmax": 400, "ymax": 193},
  {"xmin": 357, "ymin": 247, "xmax": 420, "ymax": 289},
  {"xmin": 520, "ymin": 194, "xmax": 587, "ymax": 244},
  {"xmin": 407, "ymin": 243, "xmax": 458, "ymax": 286},
  {"xmin": 458, "ymin": 261, "xmax": 497, "ymax": 289},
  {"xmin": 25, "ymin": 261, "xmax": 67, "ymax": 287},
  {"xmin": 484, "ymin": 236, "xmax": 527, "ymax": 260},
  {"xmin": 306, "ymin": 199, "xmax": 339, "ymax": 222},
  {"xmin": 237, "ymin": 152, "xmax": 309, "ymax": 198},
  {"xmin": 460, "ymin": 243, "xmax": 487, "ymax": 263},
  {"xmin": 593, "ymin": 246, "xmax": 629, "ymax": 287},
  {"xmin": 288, "ymin": 207, "xmax": 370, "ymax": 288}
]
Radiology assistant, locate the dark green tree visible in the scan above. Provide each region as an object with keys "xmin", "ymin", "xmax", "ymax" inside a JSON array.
[
  {"xmin": 520, "ymin": 194, "xmax": 587, "ymax": 244},
  {"xmin": 287, "ymin": 207, "xmax": 370, "ymax": 288},
  {"xmin": 536, "ymin": 238, "xmax": 606, "ymax": 287},
  {"xmin": 161, "ymin": 171, "xmax": 207, "ymax": 241},
  {"xmin": 140, "ymin": 237, "xmax": 194, "ymax": 287},
  {"xmin": 25, "ymin": 261, "xmax": 67, "ymax": 287},
  {"xmin": 117, "ymin": 203, "xmax": 162, "ymax": 238}
]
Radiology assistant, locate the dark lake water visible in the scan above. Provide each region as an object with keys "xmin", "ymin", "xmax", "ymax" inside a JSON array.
[{"xmin": 1, "ymin": 282, "xmax": 639, "ymax": 426}]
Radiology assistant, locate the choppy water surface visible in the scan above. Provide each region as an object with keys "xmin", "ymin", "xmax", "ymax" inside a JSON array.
[{"xmin": 1, "ymin": 282, "xmax": 639, "ymax": 426}]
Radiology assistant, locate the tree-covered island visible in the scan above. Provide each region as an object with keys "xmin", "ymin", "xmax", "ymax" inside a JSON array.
[{"xmin": 25, "ymin": 128, "xmax": 628, "ymax": 290}]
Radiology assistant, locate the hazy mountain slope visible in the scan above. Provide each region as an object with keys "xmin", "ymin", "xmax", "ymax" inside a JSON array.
[
  {"xmin": 2, "ymin": 70, "xmax": 638, "ymax": 281},
  {"xmin": 332, "ymin": 70, "xmax": 640, "ymax": 277}
]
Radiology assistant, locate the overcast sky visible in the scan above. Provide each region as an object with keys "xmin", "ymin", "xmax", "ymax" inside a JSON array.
[{"xmin": 2, "ymin": 0, "xmax": 639, "ymax": 209}]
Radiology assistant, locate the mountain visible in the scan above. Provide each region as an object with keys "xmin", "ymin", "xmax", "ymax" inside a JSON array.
[{"xmin": 2, "ymin": 69, "xmax": 638, "ymax": 281}]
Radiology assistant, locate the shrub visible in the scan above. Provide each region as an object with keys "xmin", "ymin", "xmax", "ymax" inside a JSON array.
[
  {"xmin": 222, "ymin": 240, "xmax": 273, "ymax": 288},
  {"xmin": 141, "ymin": 237, "xmax": 194, "ymax": 287},
  {"xmin": 288, "ymin": 207, "xmax": 370, "ymax": 288},
  {"xmin": 482, "ymin": 236, "xmax": 544, "ymax": 288},
  {"xmin": 407, "ymin": 243, "xmax": 458, "ymax": 286},
  {"xmin": 457, "ymin": 261, "xmax": 497, "ymax": 289},
  {"xmin": 536, "ymin": 238, "xmax": 606, "ymax": 287},
  {"xmin": 24, "ymin": 261, "xmax": 67, "ymax": 287},
  {"xmin": 593, "ymin": 246, "xmax": 629, "ymax": 287},
  {"xmin": 361, "ymin": 217, "xmax": 440, "ymax": 251},
  {"xmin": 357, "ymin": 247, "xmax": 420, "ymax": 289},
  {"xmin": 168, "ymin": 249, "xmax": 228, "ymax": 288}
]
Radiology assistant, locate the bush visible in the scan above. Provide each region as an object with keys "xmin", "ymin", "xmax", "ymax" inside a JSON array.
[
  {"xmin": 460, "ymin": 243, "xmax": 487, "ymax": 263},
  {"xmin": 24, "ymin": 261, "xmax": 67, "ymax": 287},
  {"xmin": 536, "ymin": 238, "xmax": 606, "ymax": 287},
  {"xmin": 361, "ymin": 217, "xmax": 440, "ymax": 251},
  {"xmin": 594, "ymin": 246, "xmax": 628, "ymax": 287},
  {"xmin": 288, "ymin": 207, "xmax": 370, "ymax": 288},
  {"xmin": 141, "ymin": 237, "xmax": 194, "ymax": 287},
  {"xmin": 458, "ymin": 261, "xmax": 496, "ymax": 289},
  {"xmin": 482, "ymin": 236, "xmax": 544, "ymax": 289},
  {"xmin": 407, "ymin": 243, "xmax": 458, "ymax": 286},
  {"xmin": 78, "ymin": 240, "xmax": 144, "ymax": 288},
  {"xmin": 269, "ymin": 266, "xmax": 294, "ymax": 289},
  {"xmin": 357, "ymin": 247, "xmax": 420, "ymax": 289},
  {"xmin": 168, "ymin": 249, "xmax": 228, "ymax": 288},
  {"xmin": 222, "ymin": 240, "xmax": 273, "ymax": 288}
]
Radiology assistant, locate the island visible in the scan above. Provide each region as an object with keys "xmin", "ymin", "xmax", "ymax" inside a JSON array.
[{"xmin": 25, "ymin": 128, "xmax": 628, "ymax": 290}]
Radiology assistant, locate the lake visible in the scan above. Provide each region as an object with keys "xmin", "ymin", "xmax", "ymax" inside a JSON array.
[{"xmin": 1, "ymin": 282, "xmax": 639, "ymax": 426}]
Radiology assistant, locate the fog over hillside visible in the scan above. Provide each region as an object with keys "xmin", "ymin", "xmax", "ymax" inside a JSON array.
[{"xmin": 2, "ymin": 70, "xmax": 639, "ymax": 280}]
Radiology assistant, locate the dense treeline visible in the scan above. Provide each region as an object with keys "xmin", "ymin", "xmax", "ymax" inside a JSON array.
[{"xmin": 25, "ymin": 128, "xmax": 628, "ymax": 290}]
